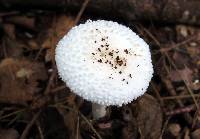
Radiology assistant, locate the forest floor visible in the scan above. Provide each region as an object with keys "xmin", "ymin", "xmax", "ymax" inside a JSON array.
[{"xmin": 0, "ymin": 3, "xmax": 200, "ymax": 139}]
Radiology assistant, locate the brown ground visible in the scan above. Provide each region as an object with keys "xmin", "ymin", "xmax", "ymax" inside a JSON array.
[{"xmin": 0, "ymin": 2, "xmax": 200, "ymax": 139}]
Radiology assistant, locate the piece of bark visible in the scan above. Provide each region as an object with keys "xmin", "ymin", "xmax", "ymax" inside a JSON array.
[{"xmin": 0, "ymin": 0, "xmax": 200, "ymax": 25}]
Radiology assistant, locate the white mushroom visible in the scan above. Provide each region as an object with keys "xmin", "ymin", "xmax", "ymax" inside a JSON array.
[{"xmin": 55, "ymin": 20, "xmax": 153, "ymax": 119}]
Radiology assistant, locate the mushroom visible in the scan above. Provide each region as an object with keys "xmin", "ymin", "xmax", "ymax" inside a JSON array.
[{"xmin": 55, "ymin": 20, "xmax": 153, "ymax": 119}]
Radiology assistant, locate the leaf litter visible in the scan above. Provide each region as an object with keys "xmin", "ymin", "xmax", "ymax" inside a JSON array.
[{"xmin": 0, "ymin": 9, "xmax": 199, "ymax": 139}]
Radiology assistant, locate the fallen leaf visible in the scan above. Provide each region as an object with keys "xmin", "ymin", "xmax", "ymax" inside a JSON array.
[
  {"xmin": 191, "ymin": 128, "xmax": 200, "ymax": 139},
  {"xmin": 122, "ymin": 94, "xmax": 163, "ymax": 139},
  {"xmin": 1, "ymin": 37, "xmax": 24, "ymax": 58},
  {"xmin": 168, "ymin": 67, "xmax": 200, "ymax": 90},
  {"xmin": 169, "ymin": 67, "xmax": 193, "ymax": 83},
  {"xmin": 3, "ymin": 23, "xmax": 16, "ymax": 39},
  {"xmin": 172, "ymin": 51, "xmax": 190, "ymax": 68},
  {"xmin": 0, "ymin": 58, "xmax": 47, "ymax": 104},
  {"xmin": 41, "ymin": 15, "xmax": 75, "ymax": 62},
  {"xmin": 167, "ymin": 123, "xmax": 181, "ymax": 137},
  {"xmin": 0, "ymin": 128, "xmax": 19, "ymax": 139}
]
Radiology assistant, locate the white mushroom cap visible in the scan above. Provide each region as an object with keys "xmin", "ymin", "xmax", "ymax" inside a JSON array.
[{"xmin": 55, "ymin": 20, "xmax": 153, "ymax": 106}]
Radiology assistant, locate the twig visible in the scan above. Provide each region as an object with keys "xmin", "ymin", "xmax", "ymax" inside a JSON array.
[
  {"xmin": 0, "ymin": 108, "xmax": 26, "ymax": 120},
  {"xmin": 137, "ymin": 25, "xmax": 194, "ymax": 124},
  {"xmin": 34, "ymin": 47, "xmax": 44, "ymax": 61},
  {"xmin": 164, "ymin": 53, "xmax": 200, "ymax": 128},
  {"xmin": 74, "ymin": 0, "xmax": 90, "ymax": 25},
  {"xmin": 165, "ymin": 105, "xmax": 195, "ymax": 116},
  {"xmin": 7, "ymin": 113, "xmax": 22, "ymax": 126},
  {"xmin": 79, "ymin": 112, "xmax": 102, "ymax": 139},
  {"xmin": 76, "ymin": 116, "xmax": 80, "ymax": 139},
  {"xmin": 150, "ymin": 82, "xmax": 164, "ymax": 107},
  {"xmin": 36, "ymin": 120, "xmax": 44, "ymax": 139},
  {"xmin": 165, "ymin": 53, "xmax": 199, "ymax": 110},
  {"xmin": 162, "ymin": 78, "xmax": 193, "ymax": 123},
  {"xmin": 192, "ymin": 110, "xmax": 199, "ymax": 128},
  {"xmin": 162, "ymin": 94, "xmax": 200, "ymax": 100},
  {"xmin": 159, "ymin": 116, "xmax": 171, "ymax": 139},
  {"xmin": 50, "ymin": 85, "xmax": 66, "ymax": 93},
  {"xmin": 44, "ymin": 67, "xmax": 57, "ymax": 95},
  {"xmin": 20, "ymin": 110, "xmax": 42, "ymax": 139},
  {"xmin": 159, "ymin": 35, "xmax": 196, "ymax": 52},
  {"xmin": 141, "ymin": 26, "xmax": 161, "ymax": 46},
  {"xmin": 52, "ymin": 104, "xmax": 102, "ymax": 139}
]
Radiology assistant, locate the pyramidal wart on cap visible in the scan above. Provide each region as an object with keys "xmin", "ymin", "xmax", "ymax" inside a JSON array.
[{"xmin": 55, "ymin": 20, "xmax": 153, "ymax": 119}]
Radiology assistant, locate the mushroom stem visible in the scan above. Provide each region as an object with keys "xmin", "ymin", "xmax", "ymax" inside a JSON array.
[{"xmin": 92, "ymin": 103, "xmax": 107, "ymax": 119}]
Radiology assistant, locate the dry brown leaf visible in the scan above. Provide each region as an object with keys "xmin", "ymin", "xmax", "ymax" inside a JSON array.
[
  {"xmin": 168, "ymin": 67, "xmax": 200, "ymax": 90},
  {"xmin": 3, "ymin": 23, "xmax": 16, "ymax": 39},
  {"xmin": 0, "ymin": 58, "xmax": 47, "ymax": 104},
  {"xmin": 167, "ymin": 123, "xmax": 181, "ymax": 137},
  {"xmin": 191, "ymin": 129, "xmax": 200, "ymax": 139},
  {"xmin": 41, "ymin": 15, "xmax": 75, "ymax": 48},
  {"xmin": 173, "ymin": 51, "xmax": 190, "ymax": 68},
  {"xmin": 169, "ymin": 67, "xmax": 193, "ymax": 83},
  {"xmin": 2, "ymin": 37, "xmax": 24, "ymax": 58},
  {"xmin": 0, "ymin": 128, "xmax": 19, "ymax": 139},
  {"xmin": 41, "ymin": 15, "xmax": 75, "ymax": 62},
  {"xmin": 122, "ymin": 94, "xmax": 163, "ymax": 139}
]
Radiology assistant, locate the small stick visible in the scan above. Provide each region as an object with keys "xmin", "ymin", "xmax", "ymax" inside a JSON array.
[
  {"xmin": 162, "ymin": 78, "xmax": 193, "ymax": 124},
  {"xmin": 53, "ymin": 104, "xmax": 102, "ymax": 139},
  {"xmin": 165, "ymin": 105, "xmax": 196, "ymax": 116},
  {"xmin": 162, "ymin": 94, "xmax": 200, "ymax": 100},
  {"xmin": 159, "ymin": 35, "xmax": 196, "ymax": 52},
  {"xmin": 36, "ymin": 120, "xmax": 44, "ymax": 139},
  {"xmin": 0, "ymin": 108, "xmax": 26, "ymax": 120},
  {"xmin": 150, "ymin": 82, "xmax": 164, "ymax": 106},
  {"xmin": 159, "ymin": 116, "xmax": 171, "ymax": 138},
  {"xmin": 20, "ymin": 110, "xmax": 41, "ymax": 139},
  {"xmin": 74, "ymin": 0, "xmax": 90, "ymax": 25},
  {"xmin": 76, "ymin": 116, "xmax": 80, "ymax": 139},
  {"xmin": 50, "ymin": 85, "xmax": 66, "ymax": 93},
  {"xmin": 136, "ymin": 25, "xmax": 194, "ymax": 125},
  {"xmin": 44, "ymin": 67, "xmax": 57, "ymax": 95}
]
